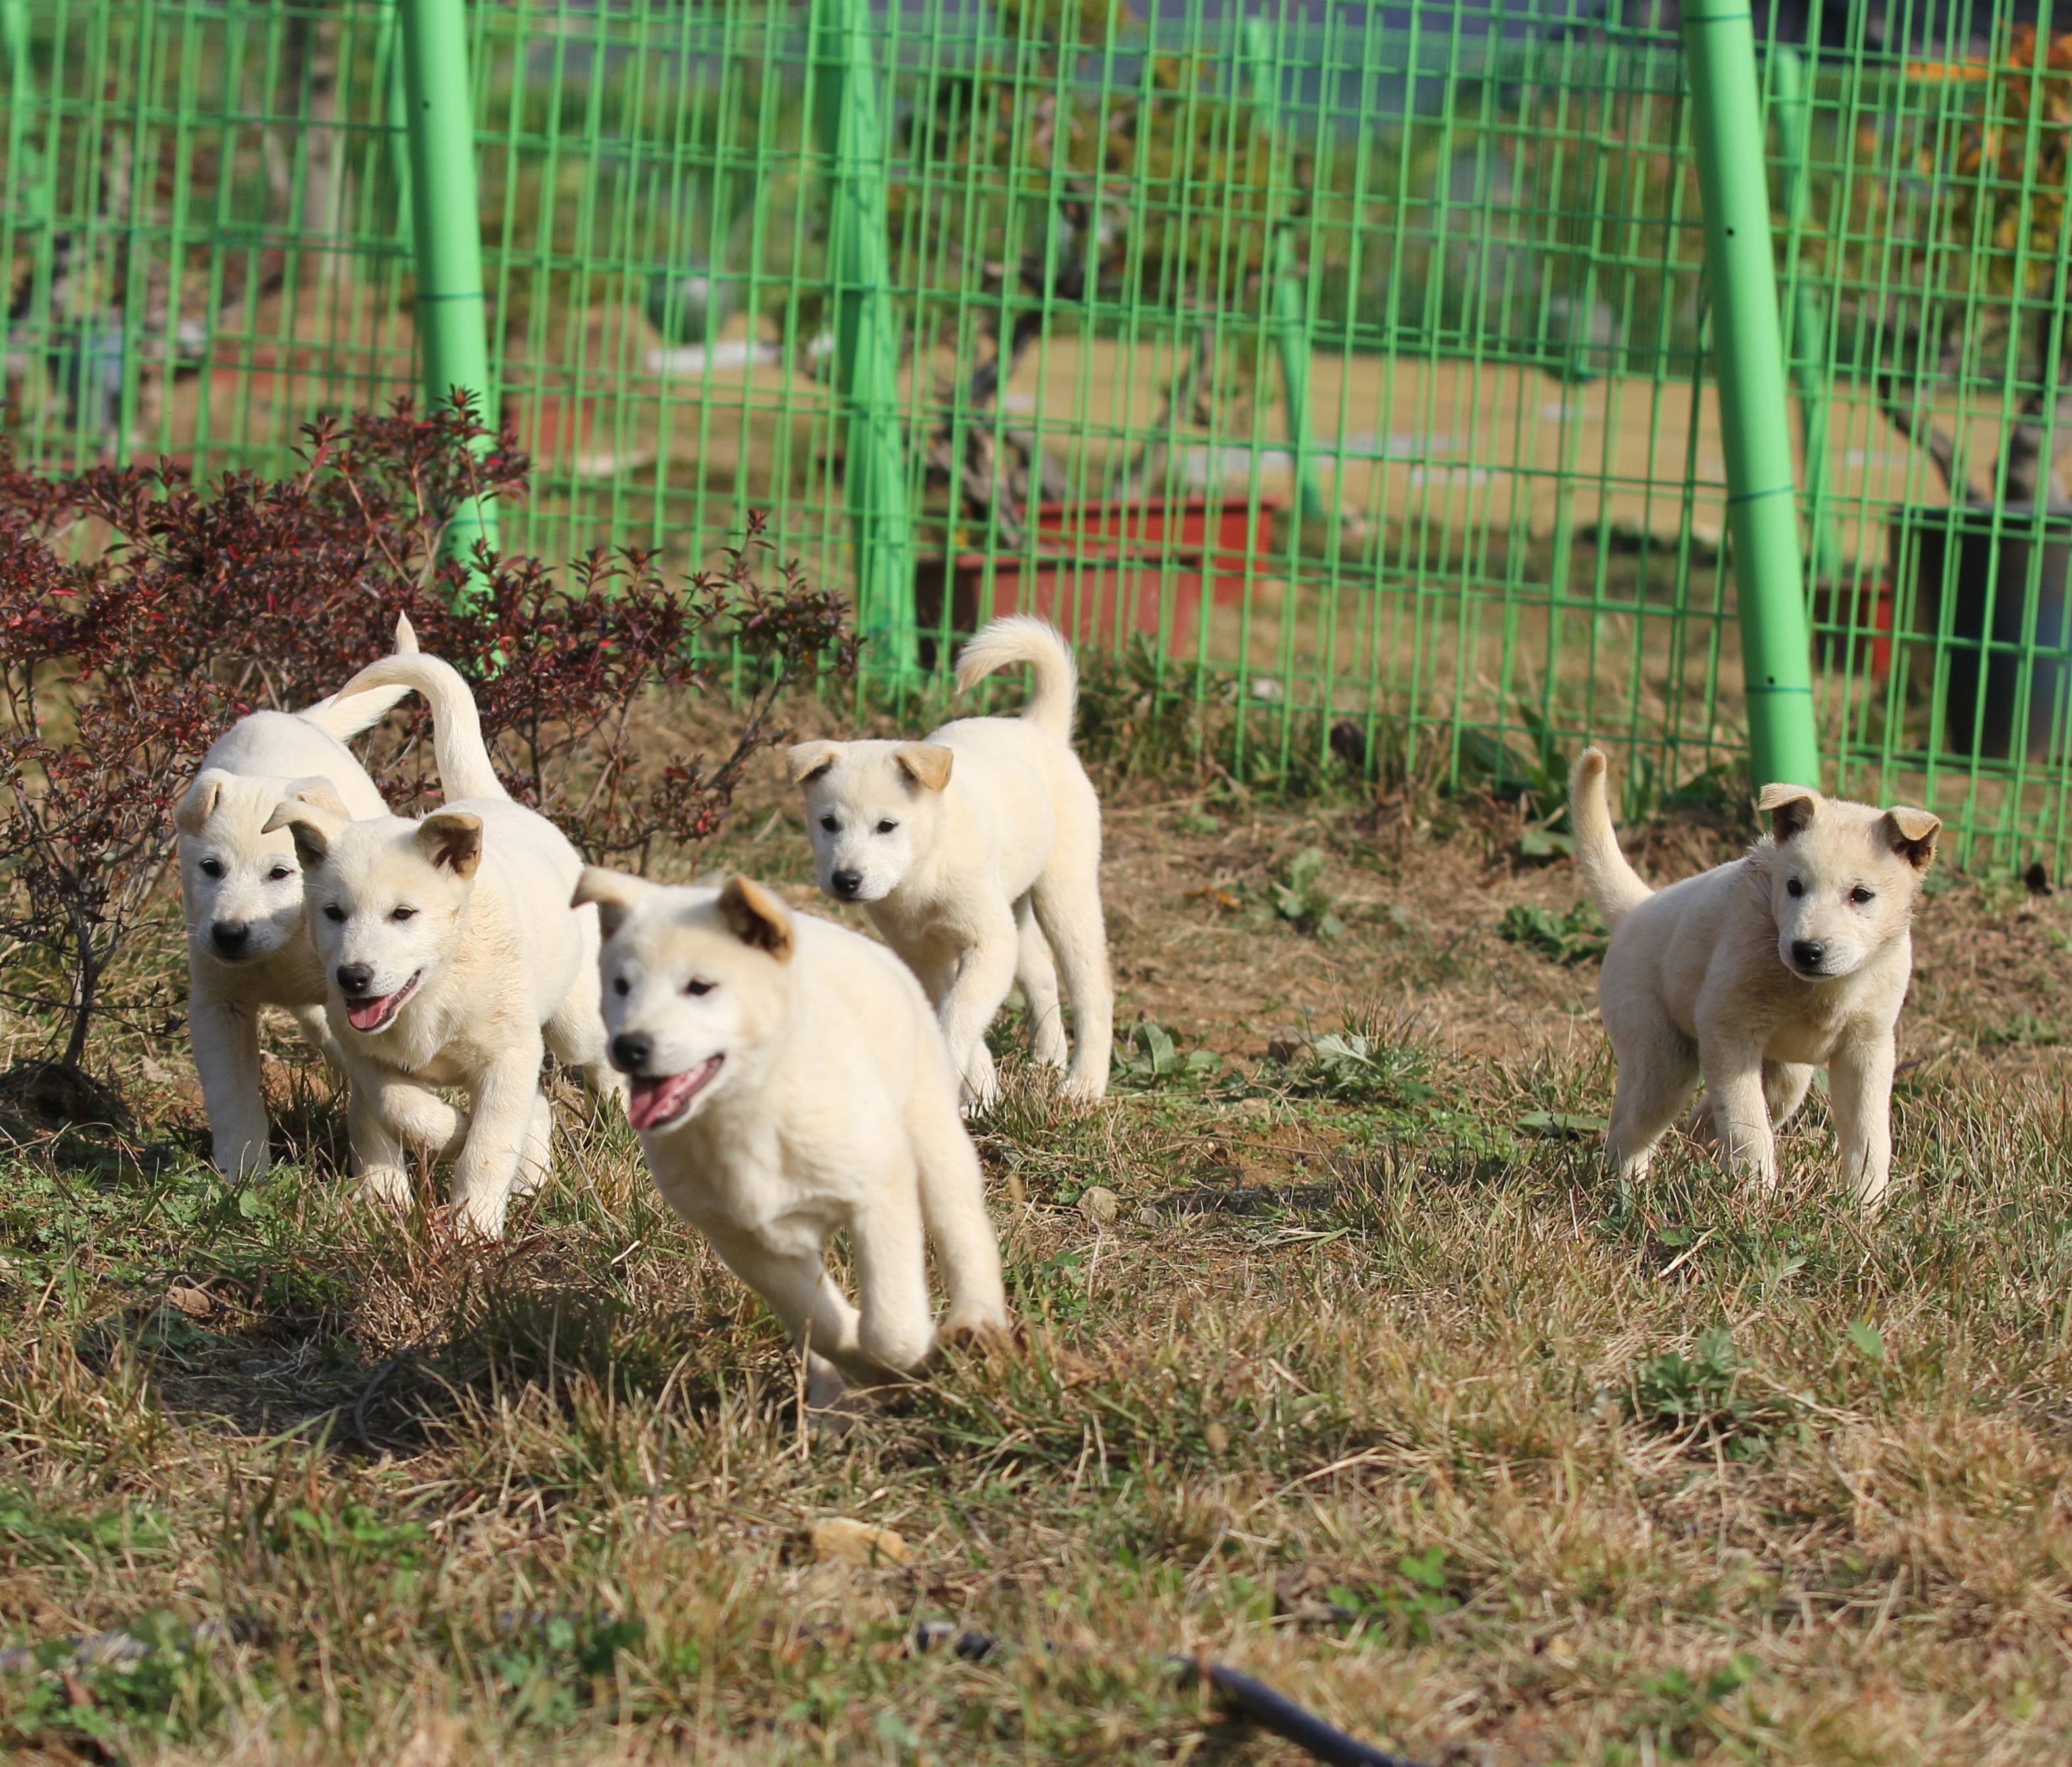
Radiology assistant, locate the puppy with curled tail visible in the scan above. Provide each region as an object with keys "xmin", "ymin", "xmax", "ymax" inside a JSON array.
[
  {"xmin": 177, "ymin": 614, "xmax": 463, "ymax": 1177},
  {"xmin": 787, "ymin": 614, "xmax": 1113, "ymax": 1110},
  {"xmin": 265, "ymin": 651, "xmax": 614, "ymax": 1239},
  {"xmin": 1570, "ymin": 746, "xmax": 1939, "ymax": 1207}
]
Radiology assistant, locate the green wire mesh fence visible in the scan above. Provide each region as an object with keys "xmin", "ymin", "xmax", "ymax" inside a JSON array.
[{"xmin": 7, "ymin": 0, "xmax": 2072, "ymax": 867}]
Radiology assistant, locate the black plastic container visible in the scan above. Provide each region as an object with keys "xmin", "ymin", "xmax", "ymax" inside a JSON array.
[{"xmin": 1888, "ymin": 504, "xmax": 2072, "ymax": 761}]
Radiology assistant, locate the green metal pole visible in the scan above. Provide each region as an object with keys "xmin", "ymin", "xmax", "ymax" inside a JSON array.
[
  {"xmin": 811, "ymin": 0, "xmax": 915, "ymax": 675},
  {"xmin": 1770, "ymin": 47, "xmax": 1839, "ymax": 586},
  {"xmin": 1240, "ymin": 15, "xmax": 1325, "ymax": 528},
  {"xmin": 375, "ymin": 0, "xmax": 415, "ymax": 258},
  {"xmin": 1682, "ymin": 0, "xmax": 1820, "ymax": 790},
  {"xmin": 2, "ymin": 0, "xmax": 50, "ymax": 227},
  {"xmin": 398, "ymin": 0, "xmax": 499, "ymax": 569}
]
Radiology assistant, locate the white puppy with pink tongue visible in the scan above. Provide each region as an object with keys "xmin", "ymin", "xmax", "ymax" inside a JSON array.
[{"xmin": 267, "ymin": 652, "xmax": 616, "ymax": 1238}]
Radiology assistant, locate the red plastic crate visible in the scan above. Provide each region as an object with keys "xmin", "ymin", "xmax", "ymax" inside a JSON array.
[{"xmin": 916, "ymin": 496, "xmax": 1284, "ymax": 651}]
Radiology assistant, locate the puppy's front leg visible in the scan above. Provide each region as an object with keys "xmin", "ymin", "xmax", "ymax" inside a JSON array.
[
  {"xmin": 1830, "ymin": 1035, "xmax": 1897, "ymax": 1208},
  {"xmin": 189, "ymin": 978, "xmax": 271, "ymax": 1178},
  {"xmin": 908, "ymin": 1053, "xmax": 1009, "ymax": 1339},
  {"xmin": 341, "ymin": 1049, "xmax": 413, "ymax": 1208},
  {"xmin": 450, "ymin": 1047, "xmax": 545, "ymax": 1239},
  {"xmin": 848, "ymin": 1170, "xmax": 935, "ymax": 1377},
  {"xmin": 704, "ymin": 1229, "xmax": 875, "ymax": 1392},
  {"xmin": 377, "ymin": 1078, "xmax": 469, "ymax": 1159},
  {"xmin": 287, "ymin": 1002, "xmax": 349, "ymax": 1077},
  {"xmin": 1700, "ymin": 1042, "xmax": 1777, "ymax": 1189},
  {"xmin": 939, "ymin": 907, "xmax": 1019, "ymax": 1107}
]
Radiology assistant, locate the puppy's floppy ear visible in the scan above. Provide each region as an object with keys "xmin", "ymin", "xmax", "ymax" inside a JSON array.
[
  {"xmin": 1881, "ymin": 804, "xmax": 1941, "ymax": 871},
  {"xmin": 571, "ymin": 864, "xmax": 656, "ymax": 940},
  {"xmin": 174, "ymin": 768, "xmax": 231, "ymax": 837},
  {"xmin": 785, "ymin": 740, "xmax": 842, "ymax": 785},
  {"xmin": 893, "ymin": 742, "xmax": 954, "ymax": 793},
  {"xmin": 1757, "ymin": 781, "xmax": 1820, "ymax": 843},
  {"xmin": 262, "ymin": 794, "xmax": 350, "ymax": 869},
  {"xmin": 279, "ymin": 776, "xmax": 351, "ymax": 821},
  {"xmin": 415, "ymin": 811, "xmax": 483, "ymax": 879},
  {"xmin": 718, "ymin": 875, "xmax": 794, "ymax": 963}
]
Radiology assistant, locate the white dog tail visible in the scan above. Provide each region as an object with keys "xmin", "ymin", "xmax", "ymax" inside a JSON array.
[
  {"xmin": 298, "ymin": 613, "xmax": 422, "ymax": 741},
  {"xmin": 1569, "ymin": 746, "xmax": 1651, "ymax": 927},
  {"xmin": 955, "ymin": 614, "xmax": 1077, "ymax": 743},
  {"xmin": 323, "ymin": 649, "xmax": 507, "ymax": 802}
]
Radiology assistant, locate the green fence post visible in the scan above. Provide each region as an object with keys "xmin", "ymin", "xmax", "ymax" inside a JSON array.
[
  {"xmin": 810, "ymin": 0, "xmax": 915, "ymax": 676},
  {"xmin": 1682, "ymin": 0, "xmax": 1820, "ymax": 790},
  {"xmin": 1770, "ymin": 46, "xmax": 1839, "ymax": 587},
  {"xmin": 375, "ymin": 0, "xmax": 415, "ymax": 256},
  {"xmin": 1239, "ymin": 14, "xmax": 1325, "ymax": 529},
  {"xmin": 2, "ymin": 0, "xmax": 50, "ymax": 227},
  {"xmin": 398, "ymin": 0, "xmax": 499, "ymax": 571}
]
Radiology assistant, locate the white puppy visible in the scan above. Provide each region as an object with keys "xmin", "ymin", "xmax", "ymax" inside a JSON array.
[
  {"xmin": 573, "ymin": 867, "xmax": 1010, "ymax": 1409},
  {"xmin": 787, "ymin": 615, "xmax": 1113, "ymax": 1107},
  {"xmin": 265, "ymin": 653, "xmax": 611, "ymax": 1238},
  {"xmin": 175, "ymin": 616, "xmax": 461, "ymax": 1177},
  {"xmin": 1570, "ymin": 747, "xmax": 1940, "ymax": 1206}
]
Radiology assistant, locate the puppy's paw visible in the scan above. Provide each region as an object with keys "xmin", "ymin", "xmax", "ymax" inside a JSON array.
[
  {"xmin": 1057, "ymin": 1070, "xmax": 1109, "ymax": 1106},
  {"xmin": 213, "ymin": 1138, "xmax": 271, "ymax": 1182},
  {"xmin": 449, "ymin": 1191, "xmax": 509, "ymax": 1241},
  {"xmin": 938, "ymin": 1306, "xmax": 1015, "ymax": 1352},
  {"xmin": 356, "ymin": 1165, "xmax": 414, "ymax": 1209}
]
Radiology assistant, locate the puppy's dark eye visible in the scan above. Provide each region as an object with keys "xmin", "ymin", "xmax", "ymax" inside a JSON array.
[
  {"xmin": 612, "ymin": 976, "xmax": 630, "ymax": 996},
  {"xmin": 819, "ymin": 815, "xmax": 839, "ymax": 833},
  {"xmin": 685, "ymin": 978, "xmax": 714, "ymax": 997},
  {"xmin": 1850, "ymin": 886, "xmax": 1876, "ymax": 905},
  {"xmin": 1785, "ymin": 878, "xmax": 1804, "ymax": 898},
  {"xmin": 323, "ymin": 904, "xmax": 345, "ymax": 922},
  {"xmin": 390, "ymin": 906, "xmax": 417, "ymax": 923},
  {"xmin": 267, "ymin": 865, "xmax": 294, "ymax": 882},
  {"xmin": 199, "ymin": 859, "xmax": 224, "ymax": 879},
  {"xmin": 876, "ymin": 819, "xmax": 898, "ymax": 835}
]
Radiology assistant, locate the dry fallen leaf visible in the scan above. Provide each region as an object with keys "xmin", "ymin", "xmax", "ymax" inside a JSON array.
[
  {"xmin": 808, "ymin": 1518, "xmax": 909, "ymax": 1567},
  {"xmin": 1078, "ymin": 1185, "xmax": 1121, "ymax": 1225}
]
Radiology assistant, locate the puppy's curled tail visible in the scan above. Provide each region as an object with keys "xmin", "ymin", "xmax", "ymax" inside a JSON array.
[
  {"xmin": 955, "ymin": 614, "xmax": 1076, "ymax": 743},
  {"xmin": 298, "ymin": 613, "xmax": 421, "ymax": 741},
  {"xmin": 325, "ymin": 648, "xmax": 507, "ymax": 802},
  {"xmin": 1569, "ymin": 746, "xmax": 1652, "ymax": 928}
]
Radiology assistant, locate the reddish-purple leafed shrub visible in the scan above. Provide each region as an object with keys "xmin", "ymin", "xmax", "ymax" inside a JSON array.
[{"xmin": 0, "ymin": 396, "xmax": 857, "ymax": 1084}]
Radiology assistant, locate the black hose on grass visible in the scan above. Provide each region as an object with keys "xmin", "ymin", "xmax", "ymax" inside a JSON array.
[
  {"xmin": 1176, "ymin": 1655, "xmax": 1437, "ymax": 1767},
  {"xmin": 908, "ymin": 1624, "xmax": 1437, "ymax": 1767}
]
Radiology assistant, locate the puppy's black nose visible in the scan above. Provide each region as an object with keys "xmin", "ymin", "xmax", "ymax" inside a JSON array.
[
  {"xmin": 336, "ymin": 963, "xmax": 374, "ymax": 996},
  {"xmin": 830, "ymin": 869, "xmax": 862, "ymax": 900},
  {"xmin": 210, "ymin": 921, "xmax": 250, "ymax": 955},
  {"xmin": 611, "ymin": 1032, "xmax": 653, "ymax": 1074},
  {"xmin": 1791, "ymin": 940, "xmax": 1826, "ymax": 972}
]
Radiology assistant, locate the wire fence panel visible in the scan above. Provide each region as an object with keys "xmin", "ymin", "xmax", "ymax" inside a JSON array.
[{"xmin": 9, "ymin": 0, "xmax": 2072, "ymax": 866}]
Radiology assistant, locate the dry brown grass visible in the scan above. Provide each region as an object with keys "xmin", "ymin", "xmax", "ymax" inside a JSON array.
[{"xmin": 3, "ymin": 724, "xmax": 2071, "ymax": 1765}]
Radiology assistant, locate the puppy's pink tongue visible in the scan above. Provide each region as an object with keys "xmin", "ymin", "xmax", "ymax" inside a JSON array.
[
  {"xmin": 627, "ymin": 1074, "xmax": 687, "ymax": 1131},
  {"xmin": 625, "ymin": 1059, "xmax": 719, "ymax": 1130},
  {"xmin": 347, "ymin": 995, "xmax": 398, "ymax": 1031}
]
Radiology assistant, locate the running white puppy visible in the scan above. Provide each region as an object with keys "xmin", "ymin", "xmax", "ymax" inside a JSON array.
[
  {"xmin": 265, "ymin": 653, "xmax": 612, "ymax": 1238},
  {"xmin": 573, "ymin": 867, "xmax": 1010, "ymax": 1409},
  {"xmin": 175, "ymin": 615, "xmax": 461, "ymax": 1177},
  {"xmin": 787, "ymin": 614, "xmax": 1113, "ymax": 1107},
  {"xmin": 1570, "ymin": 746, "xmax": 1939, "ymax": 1206}
]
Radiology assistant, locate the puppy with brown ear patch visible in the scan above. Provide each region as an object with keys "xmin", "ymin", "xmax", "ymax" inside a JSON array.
[
  {"xmin": 1569, "ymin": 747, "xmax": 1940, "ymax": 1206},
  {"xmin": 175, "ymin": 615, "xmax": 465, "ymax": 1177},
  {"xmin": 264, "ymin": 656, "xmax": 612, "ymax": 1237},
  {"xmin": 787, "ymin": 614, "xmax": 1113, "ymax": 1109},
  {"xmin": 574, "ymin": 867, "xmax": 1009, "ymax": 1411}
]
